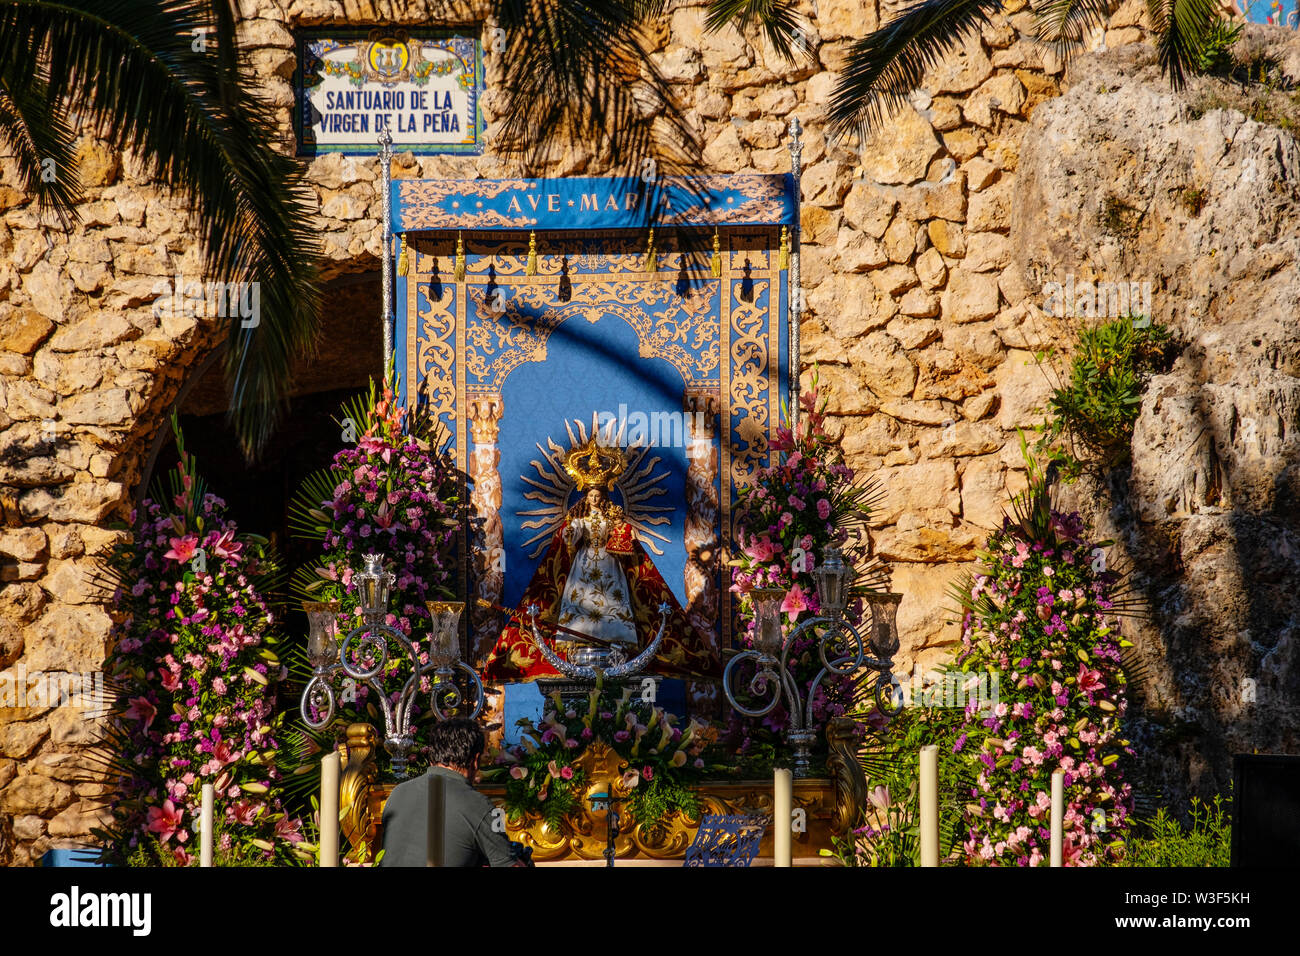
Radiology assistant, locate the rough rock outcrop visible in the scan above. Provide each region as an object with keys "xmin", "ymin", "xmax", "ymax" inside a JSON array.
[{"xmin": 1012, "ymin": 26, "xmax": 1300, "ymax": 804}]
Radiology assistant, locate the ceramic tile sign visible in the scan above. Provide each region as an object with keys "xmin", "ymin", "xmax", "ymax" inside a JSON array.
[
  {"xmin": 1238, "ymin": 0, "xmax": 1298, "ymax": 26},
  {"xmin": 294, "ymin": 28, "xmax": 484, "ymax": 156}
]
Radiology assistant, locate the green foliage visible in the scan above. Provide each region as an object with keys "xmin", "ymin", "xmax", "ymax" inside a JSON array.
[
  {"xmin": 1098, "ymin": 196, "xmax": 1142, "ymax": 239},
  {"xmin": 485, "ymin": 684, "xmax": 719, "ymax": 835},
  {"xmin": 1186, "ymin": 55, "xmax": 1300, "ymax": 134},
  {"xmin": 1180, "ymin": 186, "xmax": 1207, "ymax": 216},
  {"xmin": 1120, "ymin": 795, "xmax": 1231, "ymax": 867},
  {"xmin": 830, "ymin": 702, "xmax": 974, "ymax": 866},
  {"xmin": 124, "ymin": 813, "xmax": 314, "ymax": 867},
  {"xmin": 1035, "ymin": 316, "xmax": 1173, "ymax": 476},
  {"xmin": 1191, "ymin": 16, "xmax": 1242, "ymax": 77},
  {"xmin": 629, "ymin": 775, "xmax": 701, "ymax": 837}
]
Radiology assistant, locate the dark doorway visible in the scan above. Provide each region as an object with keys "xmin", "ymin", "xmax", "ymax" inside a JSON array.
[{"xmin": 146, "ymin": 271, "xmax": 384, "ymax": 577}]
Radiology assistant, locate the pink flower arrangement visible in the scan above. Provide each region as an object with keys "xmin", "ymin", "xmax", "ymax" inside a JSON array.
[
  {"xmin": 100, "ymin": 425, "xmax": 305, "ymax": 866},
  {"xmin": 950, "ymin": 486, "xmax": 1134, "ymax": 866},
  {"xmin": 290, "ymin": 379, "xmax": 463, "ymax": 772},
  {"xmin": 728, "ymin": 379, "xmax": 882, "ymax": 763}
]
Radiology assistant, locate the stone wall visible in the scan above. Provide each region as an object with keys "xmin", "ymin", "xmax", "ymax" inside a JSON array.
[{"xmin": 0, "ymin": 0, "xmax": 1161, "ymax": 863}]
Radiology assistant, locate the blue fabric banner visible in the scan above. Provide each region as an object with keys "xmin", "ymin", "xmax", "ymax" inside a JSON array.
[{"xmin": 391, "ymin": 174, "xmax": 796, "ymax": 232}]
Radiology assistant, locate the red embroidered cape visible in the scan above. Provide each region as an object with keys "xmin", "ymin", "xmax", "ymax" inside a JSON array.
[{"xmin": 481, "ymin": 515, "xmax": 720, "ymax": 682}]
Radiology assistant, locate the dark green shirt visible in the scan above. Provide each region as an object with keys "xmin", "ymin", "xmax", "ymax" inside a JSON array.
[{"xmin": 378, "ymin": 767, "xmax": 516, "ymax": 867}]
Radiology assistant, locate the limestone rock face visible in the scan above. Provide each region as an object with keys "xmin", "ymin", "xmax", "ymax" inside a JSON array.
[{"xmin": 1013, "ymin": 29, "xmax": 1300, "ymax": 803}]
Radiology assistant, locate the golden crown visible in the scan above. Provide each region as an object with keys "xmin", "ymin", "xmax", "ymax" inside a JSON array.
[{"xmin": 563, "ymin": 437, "xmax": 626, "ymax": 491}]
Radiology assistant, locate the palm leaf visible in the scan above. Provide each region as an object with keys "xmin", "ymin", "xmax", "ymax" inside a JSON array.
[
  {"xmin": 0, "ymin": 1, "xmax": 322, "ymax": 456},
  {"xmin": 1148, "ymin": 0, "xmax": 1221, "ymax": 89},
  {"xmin": 483, "ymin": 0, "xmax": 702, "ymax": 185},
  {"xmin": 0, "ymin": 64, "xmax": 82, "ymax": 221},
  {"xmin": 705, "ymin": 0, "xmax": 810, "ymax": 60},
  {"xmin": 1035, "ymin": 0, "xmax": 1116, "ymax": 52},
  {"xmin": 828, "ymin": 0, "xmax": 1007, "ymax": 140},
  {"xmin": 287, "ymin": 465, "xmax": 346, "ymax": 542}
]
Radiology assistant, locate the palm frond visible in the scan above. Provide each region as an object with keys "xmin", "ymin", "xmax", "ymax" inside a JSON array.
[
  {"xmin": 1035, "ymin": 0, "xmax": 1115, "ymax": 52},
  {"xmin": 487, "ymin": 0, "xmax": 702, "ymax": 185},
  {"xmin": 828, "ymin": 0, "xmax": 1007, "ymax": 140},
  {"xmin": 0, "ymin": 1, "xmax": 322, "ymax": 456},
  {"xmin": 946, "ymin": 566, "xmax": 999, "ymax": 620},
  {"xmin": 1148, "ymin": 0, "xmax": 1221, "ymax": 89},
  {"xmin": 287, "ymin": 465, "xmax": 346, "ymax": 541},
  {"xmin": 705, "ymin": 0, "xmax": 810, "ymax": 61},
  {"xmin": 0, "ymin": 65, "xmax": 82, "ymax": 222}
]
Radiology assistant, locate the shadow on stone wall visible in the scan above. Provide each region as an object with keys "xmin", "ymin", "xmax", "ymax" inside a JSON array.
[{"xmin": 1014, "ymin": 30, "xmax": 1300, "ymax": 811}]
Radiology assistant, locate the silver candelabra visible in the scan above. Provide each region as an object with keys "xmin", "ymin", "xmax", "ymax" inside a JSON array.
[
  {"xmin": 300, "ymin": 553, "xmax": 484, "ymax": 778},
  {"xmin": 724, "ymin": 547, "xmax": 904, "ymax": 777}
]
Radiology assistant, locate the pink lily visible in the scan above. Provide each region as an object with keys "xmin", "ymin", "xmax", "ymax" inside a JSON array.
[
  {"xmin": 781, "ymin": 584, "xmax": 809, "ymax": 619},
  {"xmin": 124, "ymin": 696, "xmax": 157, "ymax": 729},
  {"xmin": 146, "ymin": 799, "xmax": 184, "ymax": 842},
  {"xmin": 1077, "ymin": 662, "xmax": 1104, "ymax": 694},
  {"xmin": 163, "ymin": 534, "xmax": 200, "ymax": 563}
]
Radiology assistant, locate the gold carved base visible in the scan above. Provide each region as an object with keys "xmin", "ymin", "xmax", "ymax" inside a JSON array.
[{"xmin": 339, "ymin": 718, "xmax": 864, "ymax": 864}]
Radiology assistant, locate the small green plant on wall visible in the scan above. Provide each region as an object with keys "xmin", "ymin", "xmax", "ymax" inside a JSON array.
[
  {"xmin": 1192, "ymin": 17, "xmax": 1242, "ymax": 77},
  {"xmin": 1035, "ymin": 315, "xmax": 1174, "ymax": 478}
]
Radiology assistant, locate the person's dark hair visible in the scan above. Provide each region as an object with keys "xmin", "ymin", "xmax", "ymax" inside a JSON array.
[{"xmin": 428, "ymin": 718, "xmax": 485, "ymax": 769}]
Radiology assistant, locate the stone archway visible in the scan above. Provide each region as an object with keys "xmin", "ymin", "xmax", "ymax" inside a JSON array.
[{"xmin": 142, "ymin": 270, "xmax": 385, "ymax": 576}]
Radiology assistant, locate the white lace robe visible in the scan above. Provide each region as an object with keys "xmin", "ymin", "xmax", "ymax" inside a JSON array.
[{"xmin": 555, "ymin": 510, "xmax": 638, "ymax": 645}]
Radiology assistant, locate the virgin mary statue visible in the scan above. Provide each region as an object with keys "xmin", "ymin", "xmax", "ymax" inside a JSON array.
[{"xmin": 482, "ymin": 437, "xmax": 719, "ymax": 682}]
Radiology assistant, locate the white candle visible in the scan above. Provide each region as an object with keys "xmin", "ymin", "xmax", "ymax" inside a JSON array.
[
  {"xmin": 773, "ymin": 768, "xmax": 792, "ymax": 868},
  {"xmin": 920, "ymin": 745, "xmax": 938, "ymax": 867},
  {"xmin": 1050, "ymin": 769, "xmax": 1065, "ymax": 867},
  {"xmin": 200, "ymin": 783, "xmax": 214, "ymax": 868},
  {"xmin": 320, "ymin": 751, "xmax": 340, "ymax": 868}
]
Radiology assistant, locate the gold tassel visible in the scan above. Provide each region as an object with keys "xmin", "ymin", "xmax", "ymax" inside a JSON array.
[
  {"xmin": 526, "ymin": 230, "xmax": 538, "ymax": 276},
  {"xmin": 779, "ymin": 225, "xmax": 790, "ymax": 271},
  {"xmin": 453, "ymin": 232, "xmax": 465, "ymax": 282},
  {"xmin": 396, "ymin": 234, "xmax": 409, "ymax": 276},
  {"xmin": 645, "ymin": 227, "xmax": 657, "ymax": 272},
  {"xmin": 710, "ymin": 228, "xmax": 721, "ymax": 278}
]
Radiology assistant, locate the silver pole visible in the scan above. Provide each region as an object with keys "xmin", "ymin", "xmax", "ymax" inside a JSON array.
[
  {"xmin": 787, "ymin": 116, "xmax": 803, "ymax": 429},
  {"xmin": 380, "ymin": 128, "xmax": 394, "ymax": 373}
]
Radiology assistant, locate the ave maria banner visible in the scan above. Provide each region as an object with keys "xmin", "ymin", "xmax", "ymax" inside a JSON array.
[{"xmin": 295, "ymin": 28, "xmax": 484, "ymax": 156}]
